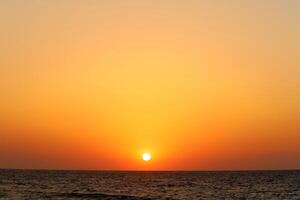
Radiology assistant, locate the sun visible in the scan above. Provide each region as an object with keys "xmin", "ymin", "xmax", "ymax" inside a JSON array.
[{"xmin": 142, "ymin": 153, "xmax": 151, "ymax": 161}]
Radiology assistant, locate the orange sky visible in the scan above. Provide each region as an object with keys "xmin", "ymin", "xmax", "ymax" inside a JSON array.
[{"xmin": 0, "ymin": 0, "xmax": 300, "ymax": 170}]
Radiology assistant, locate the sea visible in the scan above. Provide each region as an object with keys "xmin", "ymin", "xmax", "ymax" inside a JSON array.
[{"xmin": 0, "ymin": 169, "xmax": 299, "ymax": 199}]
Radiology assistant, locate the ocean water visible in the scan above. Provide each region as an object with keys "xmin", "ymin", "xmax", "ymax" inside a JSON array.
[{"xmin": 0, "ymin": 169, "xmax": 299, "ymax": 199}]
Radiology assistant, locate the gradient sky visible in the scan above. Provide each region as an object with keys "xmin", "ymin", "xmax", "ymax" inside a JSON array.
[{"xmin": 0, "ymin": 0, "xmax": 299, "ymax": 170}]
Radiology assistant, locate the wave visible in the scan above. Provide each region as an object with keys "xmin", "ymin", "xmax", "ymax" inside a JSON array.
[{"xmin": 56, "ymin": 192, "xmax": 153, "ymax": 200}]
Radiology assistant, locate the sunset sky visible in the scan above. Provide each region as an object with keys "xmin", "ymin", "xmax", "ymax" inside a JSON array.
[{"xmin": 0, "ymin": 0, "xmax": 299, "ymax": 170}]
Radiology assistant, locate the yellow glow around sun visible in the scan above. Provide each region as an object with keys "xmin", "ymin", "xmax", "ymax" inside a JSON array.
[{"xmin": 142, "ymin": 153, "xmax": 151, "ymax": 161}]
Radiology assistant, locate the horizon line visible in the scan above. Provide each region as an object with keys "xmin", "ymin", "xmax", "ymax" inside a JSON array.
[{"xmin": 1, "ymin": 168, "xmax": 299, "ymax": 172}]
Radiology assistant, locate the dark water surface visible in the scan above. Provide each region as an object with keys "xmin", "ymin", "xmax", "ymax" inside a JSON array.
[{"xmin": 0, "ymin": 169, "xmax": 299, "ymax": 199}]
